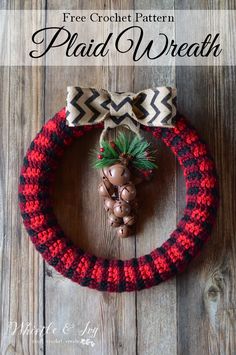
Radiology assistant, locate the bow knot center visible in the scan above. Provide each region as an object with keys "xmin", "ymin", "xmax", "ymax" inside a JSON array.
[{"xmin": 109, "ymin": 92, "xmax": 135, "ymax": 118}]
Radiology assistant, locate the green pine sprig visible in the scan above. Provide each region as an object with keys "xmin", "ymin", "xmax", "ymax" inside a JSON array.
[{"xmin": 92, "ymin": 132, "xmax": 157, "ymax": 171}]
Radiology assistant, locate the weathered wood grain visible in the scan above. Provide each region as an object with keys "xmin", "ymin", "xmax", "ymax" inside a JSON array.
[
  {"xmin": 44, "ymin": 67, "xmax": 137, "ymax": 355},
  {"xmin": 134, "ymin": 71, "xmax": 177, "ymax": 355},
  {"xmin": 0, "ymin": 2, "xmax": 47, "ymax": 355},
  {"xmin": 175, "ymin": 1, "xmax": 236, "ymax": 355},
  {"xmin": 44, "ymin": 1, "xmax": 137, "ymax": 355},
  {"xmin": 133, "ymin": 0, "xmax": 177, "ymax": 353},
  {"xmin": 0, "ymin": 3, "xmax": 46, "ymax": 355},
  {"xmin": 176, "ymin": 65, "xmax": 236, "ymax": 355},
  {"xmin": 0, "ymin": 71, "xmax": 46, "ymax": 354}
]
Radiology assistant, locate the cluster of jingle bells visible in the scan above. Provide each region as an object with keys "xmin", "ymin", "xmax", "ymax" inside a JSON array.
[
  {"xmin": 98, "ymin": 163, "xmax": 138, "ymax": 238},
  {"xmin": 97, "ymin": 144, "xmax": 155, "ymax": 237}
]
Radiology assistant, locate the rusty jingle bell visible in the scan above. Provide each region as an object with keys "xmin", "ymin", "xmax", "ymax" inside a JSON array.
[
  {"xmin": 104, "ymin": 197, "xmax": 115, "ymax": 212},
  {"xmin": 120, "ymin": 183, "xmax": 136, "ymax": 202},
  {"xmin": 108, "ymin": 213, "xmax": 122, "ymax": 227},
  {"xmin": 113, "ymin": 200, "xmax": 131, "ymax": 218},
  {"xmin": 107, "ymin": 164, "xmax": 130, "ymax": 186},
  {"xmin": 116, "ymin": 224, "xmax": 132, "ymax": 238}
]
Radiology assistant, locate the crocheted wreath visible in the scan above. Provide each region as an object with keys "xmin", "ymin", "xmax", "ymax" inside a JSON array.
[{"xmin": 19, "ymin": 108, "xmax": 218, "ymax": 292}]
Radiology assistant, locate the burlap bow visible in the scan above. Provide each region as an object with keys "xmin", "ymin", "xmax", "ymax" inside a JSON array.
[{"xmin": 66, "ymin": 86, "xmax": 177, "ymax": 142}]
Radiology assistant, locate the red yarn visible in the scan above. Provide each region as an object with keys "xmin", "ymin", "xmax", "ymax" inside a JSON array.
[{"xmin": 18, "ymin": 108, "xmax": 218, "ymax": 292}]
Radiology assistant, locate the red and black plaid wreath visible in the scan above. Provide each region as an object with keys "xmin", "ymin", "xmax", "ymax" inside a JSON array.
[{"xmin": 18, "ymin": 105, "xmax": 219, "ymax": 292}]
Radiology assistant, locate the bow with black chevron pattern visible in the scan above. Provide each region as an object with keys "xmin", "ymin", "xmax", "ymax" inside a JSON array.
[{"xmin": 66, "ymin": 86, "xmax": 177, "ymax": 128}]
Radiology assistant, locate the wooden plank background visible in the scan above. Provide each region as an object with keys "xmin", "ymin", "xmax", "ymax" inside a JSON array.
[{"xmin": 0, "ymin": 1, "xmax": 235, "ymax": 355}]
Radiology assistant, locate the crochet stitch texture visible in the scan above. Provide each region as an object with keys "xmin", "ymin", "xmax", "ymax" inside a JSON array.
[{"xmin": 19, "ymin": 108, "xmax": 218, "ymax": 292}]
